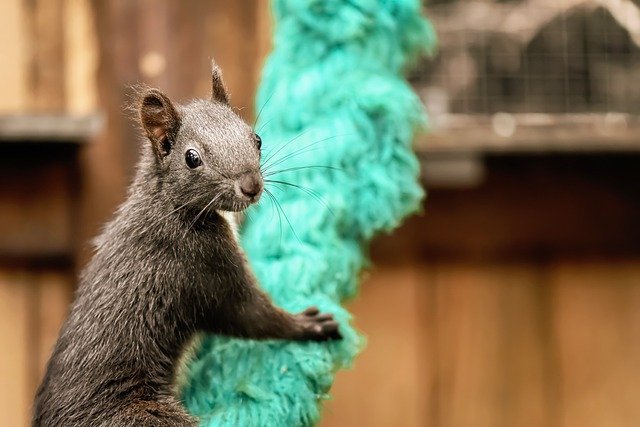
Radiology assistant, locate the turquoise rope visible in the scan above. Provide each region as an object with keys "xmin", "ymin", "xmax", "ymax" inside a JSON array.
[{"xmin": 181, "ymin": 1, "xmax": 435, "ymax": 425}]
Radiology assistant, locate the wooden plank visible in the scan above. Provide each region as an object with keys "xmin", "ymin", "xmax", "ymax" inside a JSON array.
[
  {"xmin": 77, "ymin": 0, "xmax": 139, "ymax": 266},
  {"xmin": 0, "ymin": 0, "xmax": 27, "ymax": 113},
  {"xmin": 550, "ymin": 259, "xmax": 640, "ymax": 427},
  {"xmin": 34, "ymin": 270, "xmax": 73, "ymax": 386},
  {"xmin": 0, "ymin": 269, "xmax": 35, "ymax": 427},
  {"xmin": 63, "ymin": 0, "xmax": 98, "ymax": 114},
  {"xmin": 24, "ymin": 0, "xmax": 66, "ymax": 112},
  {"xmin": 321, "ymin": 265, "xmax": 428, "ymax": 427},
  {"xmin": 136, "ymin": 0, "xmax": 170, "ymax": 90},
  {"xmin": 165, "ymin": 0, "xmax": 204, "ymax": 100},
  {"xmin": 203, "ymin": 0, "xmax": 260, "ymax": 119},
  {"xmin": 428, "ymin": 262, "xmax": 551, "ymax": 427}
]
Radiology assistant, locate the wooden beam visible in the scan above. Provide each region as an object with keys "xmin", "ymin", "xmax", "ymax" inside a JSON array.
[
  {"xmin": 417, "ymin": 113, "xmax": 640, "ymax": 156},
  {"xmin": 0, "ymin": 114, "xmax": 102, "ymax": 142}
]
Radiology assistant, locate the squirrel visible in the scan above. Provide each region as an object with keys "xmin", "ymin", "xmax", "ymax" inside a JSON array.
[{"xmin": 32, "ymin": 62, "xmax": 341, "ymax": 427}]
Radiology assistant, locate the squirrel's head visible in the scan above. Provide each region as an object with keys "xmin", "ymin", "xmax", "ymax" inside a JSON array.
[{"xmin": 136, "ymin": 62, "xmax": 263, "ymax": 213}]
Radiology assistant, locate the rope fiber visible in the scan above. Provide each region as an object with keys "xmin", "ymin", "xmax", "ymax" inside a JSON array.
[{"xmin": 181, "ymin": 1, "xmax": 435, "ymax": 425}]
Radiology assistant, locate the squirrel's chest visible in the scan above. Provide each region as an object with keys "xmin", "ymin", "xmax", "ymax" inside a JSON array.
[
  {"xmin": 216, "ymin": 210, "xmax": 240, "ymax": 242},
  {"xmin": 170, "ymin": 211, "xmax": 245, "ymax": 278}
]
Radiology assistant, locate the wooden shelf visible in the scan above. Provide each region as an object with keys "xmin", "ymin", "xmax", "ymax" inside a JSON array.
[
  {"xmin": 416, "ymin": 113, "xmax": 640, "ymax": 156},
  {"xmin": 0, "ymin": 114, "xmax": 103, "ymax": 143}
]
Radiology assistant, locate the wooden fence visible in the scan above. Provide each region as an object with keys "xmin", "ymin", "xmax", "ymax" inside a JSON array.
[{"xmin": 1, "ymin": 1, "xmax": 639, "ymax": 426}]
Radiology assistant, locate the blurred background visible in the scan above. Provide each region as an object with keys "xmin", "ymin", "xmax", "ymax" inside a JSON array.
[{"xmin": 1, "ymin": 0, "xmax": 639, "ymax": 426}]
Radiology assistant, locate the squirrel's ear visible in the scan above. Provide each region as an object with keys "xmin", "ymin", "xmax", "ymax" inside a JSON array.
[
  {"xmin": 138, "ymin": 89, "xmax": 180, "ymax": 158},
  {"xmin": 211, "ymin": 60, "xmax": 229, "ymax": 104}
]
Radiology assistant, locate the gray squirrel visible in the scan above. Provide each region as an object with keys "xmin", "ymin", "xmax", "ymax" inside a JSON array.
[{"xmin": 33, "ymin": 63, "xmax": 341, "ymax": 427}]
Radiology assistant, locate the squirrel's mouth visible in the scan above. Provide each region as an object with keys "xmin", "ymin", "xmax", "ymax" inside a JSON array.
[
  {"xmin": 221, "ymin": 192, "xmax": 260, "ymax": 212},
  {"xmin": 238, "ymin": 190, "xmax": 262, "ymax": 206}
]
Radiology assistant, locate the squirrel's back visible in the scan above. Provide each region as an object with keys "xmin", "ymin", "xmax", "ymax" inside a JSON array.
[{"xmin": 32, "ymin": 192, "xmax": 232, "ymax": 426}]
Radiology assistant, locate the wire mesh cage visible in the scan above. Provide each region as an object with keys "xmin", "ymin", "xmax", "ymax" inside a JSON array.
[
  {"xmin": 413, "ymin": 0, "xmax": 640, "ymax": 152},
  {"xmin": 414, "ymin": 0, "xmax": 640, "ymax": 115}
]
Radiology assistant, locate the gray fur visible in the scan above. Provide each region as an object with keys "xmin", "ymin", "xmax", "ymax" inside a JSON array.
[{"xmin": 32, "ymin": 72, "xmax": 340, "ymax": 426}]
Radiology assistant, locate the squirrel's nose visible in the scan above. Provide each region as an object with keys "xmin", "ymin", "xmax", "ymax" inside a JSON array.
[{"xmin": 238, "ymin": 172, "xmax": 263, "ymax": 199}]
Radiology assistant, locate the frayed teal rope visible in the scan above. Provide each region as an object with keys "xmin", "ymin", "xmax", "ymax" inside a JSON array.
[{"xmin": 181, "ymin": 1, "xmax": 435, "ymax": 425}]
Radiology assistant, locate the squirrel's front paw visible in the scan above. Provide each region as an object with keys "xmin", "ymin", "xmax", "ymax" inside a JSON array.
[{"xmin": 295, "ymin": 306, "xmax": 342, "ymax": 341}]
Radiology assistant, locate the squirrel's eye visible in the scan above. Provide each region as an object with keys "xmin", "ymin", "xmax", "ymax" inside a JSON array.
[
  {"xmin": 255, "ymin": 134, "xmax": 262, "ymax": 150},
  {"xmin": 185, "ymin": 149, "xmax": 202, "ymax": 169}
]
